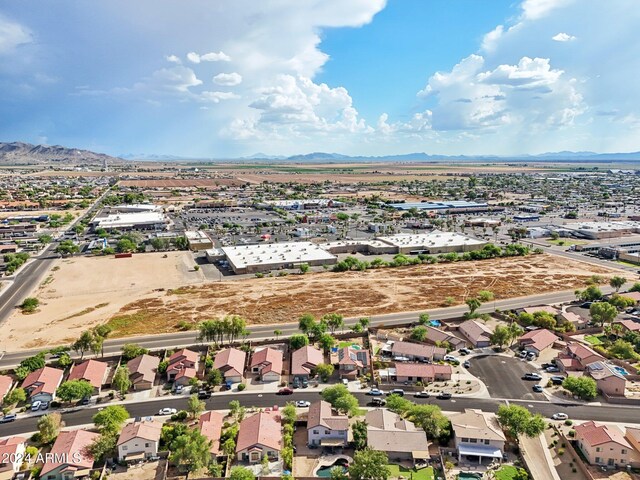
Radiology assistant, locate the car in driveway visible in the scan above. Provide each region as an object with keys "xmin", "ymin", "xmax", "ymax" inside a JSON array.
[
  {"xmin": 40, "ymin": 401, "xmax": 50, "ymax": 410},
  {"xmin": 533, "ymin": 385, "xmax": 544, "ymax": 393},
  {"xmin": 550, "ymin": 375, "xmax": 565, "ymax": 385},
  {"xmin": 522, "ymin": 373, "xmax": 542, "ymax": 381},
  {"xmin": 278, "ymin": 388, "xmax": 294, "ymax": 395},
  {"xmin": 546, "ymin": 366, "xmax": 560, "ymax": 373},
  {"xmin": 436, "ymin": 392, "xmax": 452, "ymax": 400},
  {"xmin": 295, "ymin": 400, "xmax": 311, "ymax": 408},
  {"xmin": 444, "ymin": 354, "xmax": 459, "ymax": 363},
  {"xmin": 519, "ymin": 350, "xmax": 528, "ymax": 358},
  {"xmin": 31, "ymin": 401, "xmax": 42, "ymax": 411},
  {"xmin": 552, "ymin": 413, "xmax": 568, "ymax": 420},
  {"xmin": 0, "ymin": 414, "xmax": 17, "ymax": 423},
  {"xmin": 367, "ymin": 388, "xmax": 384, "ymax": 396},
  {"xmin": 458, "ymin": 348, "xmax": 471, "ymax": 356},
  {"xmin": 413, "ymin": 391, "xmax": 430, "ymax": 398},
  {"xmin": 158, "ymin": 408, "xmax": 177, "ymax": 416}
]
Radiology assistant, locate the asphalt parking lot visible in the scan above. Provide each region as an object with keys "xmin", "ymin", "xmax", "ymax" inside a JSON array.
[{"xmin": 471, "ymin": 355, "xmax": 547, "ymax": 401}]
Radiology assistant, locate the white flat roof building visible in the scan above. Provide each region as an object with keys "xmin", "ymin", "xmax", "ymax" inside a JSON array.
[
  {"xmin": 378, "ymin": 230, "xmax": 487, "ymax": 254},
  {"xmin": 185, "ymin": 230, "xmax": 213, "ymax": 251},
  {"xmin": 556, "ymin": 221, "xmax": 640, "ymax": 239},
  {"xmin": 92, "ymin": 211, "xmax": 168, "ymax": 231},
  {"xmin": 222, "ymin": 241, "xmax": 337, "ymax": 274},
  {"xmin": 112, "ymin": 204, "xmax": 160, "ymax": 213}
]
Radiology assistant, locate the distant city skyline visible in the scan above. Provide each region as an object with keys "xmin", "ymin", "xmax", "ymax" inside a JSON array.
[{"xmin": 0, "ymin": 0, "xmax": 638, "ymax": 158}]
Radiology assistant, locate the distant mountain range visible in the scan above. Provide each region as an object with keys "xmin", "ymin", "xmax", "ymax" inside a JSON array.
[{"xmin": 0, "ymin": 142, "xmax": 123, "ymax": 166}]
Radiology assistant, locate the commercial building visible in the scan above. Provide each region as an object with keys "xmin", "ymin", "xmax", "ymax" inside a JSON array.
[
  {"xmin": 259, "ymin": 199, "xmax": 342, "ymax": 210},
  {"xmin": 185, "ymin": 230, "xmax": 214, "ymax": 251},
  {"xmin": 222, "ymin": 241, "xmax": 337, "ymax": 274},
  {"xmin": 377, "ymin": 231, "xmax": 487, "ymax": 254},
  {"xmin": 91, "ymin": 211, "xmax": 168, "ymax": 231},
  {"xmin": 387, "ymin": 201, "xmax": 491, "ymax": 213},
  {"xmin": 554, "ymin": 221, "xmax": 640, "ymax": 240}
]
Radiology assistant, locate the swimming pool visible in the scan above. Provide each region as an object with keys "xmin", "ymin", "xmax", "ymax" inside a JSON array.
[
  {"xmin": 457, "ymin": 473, "xmax": 482, "ymax": 480},
  {"xmin": 613, "ymin": 366, "xmax": 629, "ymax": 376},
  {"xmin": 430, "ymin": 320, "xmax": 442, "ymax": 327},
  {"xmin": 315, "ymin": 458, "xmax": 349, "ymax": 478}
]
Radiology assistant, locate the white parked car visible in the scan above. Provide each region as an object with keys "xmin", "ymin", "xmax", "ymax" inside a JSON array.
[
  {"xmin": 551, "ymin": 413, "xmax": 568, "ymax": 420},
  {"xmin": 158, "ymin": 407, "xmax": 178, "ymax": 416},
  {"xmin": 443, "ymin": 355, "xmax": 459, "ymax": 363},
  {"xmin": 295, "ymin": 400, "xmax": 311, "ymax": 408}
]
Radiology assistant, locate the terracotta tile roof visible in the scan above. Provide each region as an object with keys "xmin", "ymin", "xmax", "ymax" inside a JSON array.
[
  {"xmin": 117, "ymin": 420, "xmax": 162, "ymax": 446},
  {"xmin": 236, "ymin": 412, "xmax": 282, "ymax": 453},
  {"xmin": 175, "ymin": 367, "xmax": 197, "ymax": 381},
  {"xmin": 168, "ymin": 348, "xmax": 199, "ymax": 366},
  {"xmin": 21, "ymin": 366, "xmax": 63, "ymax": 397},
  {"xmin": 250, "ymin": 348, "xmax": 283, "ymax": 375},
  {"xmin": 0, "ymin": 374, "xmax": 13, "ymax": 399},
  {"xmin": 575, "ymin": 421, "xmax": 632, "ymax": 448},
  {"xmin": 0, "ymin": 436, "xmax": 26, "ymax": 463},
  {"xmin": 291, "ymin": 346, "xmax": 323, "ymax": 376},
  {"xmin": 68, "ymin": 359, "xmax": 108, "ymax": 389},
  {"xmin": 213, "ymin": 348, "xmax": 246, "ymax": 378},
  {"xmin": 199, "ymin": 411, "xmax": 224, "ymax": 455},
  {"xmin": 522, "ymin": 305, "xmax": 560, "ymax": 315},
  {"xmin": 424, "ymin": 326, "xmax": 465, "ymax": 347},
  {"xmin": 395, "ymin": 362, "xmax": 452, "ymax": 379},
  {"xmin": 459, "ymin": 320, "xmax": 493, "ymax": 344},
  {"xmin": 390, "ymin": 341, "xmax": 446, "ymax": 359},
  {"xmin": 519, "ymin": 329, "xmax": 559, "ymax": 351},
  {"xmin": 618, "ymin": 319, "xmax": 640, "ymax": 332},
  {"xmin": 127, "ymin": 354, "xmax": 160, "ymax": 384},
  {"xmin": 566, "ymin": 343, "xmax": 602, "ymax": 361},
  {"xmin": 40, "ymin": 430, "xmax": 99, "ymax": 476},
  {"xmin": 307, "ymin": 400, "xmax": 349, "ymax": 431}
]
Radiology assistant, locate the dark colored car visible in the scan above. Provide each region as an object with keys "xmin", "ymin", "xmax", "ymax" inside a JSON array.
[
  {"xmin": 533, "ymin": 385, "xmax": 544, "ymax": 393},
  {"xmin": 278, "ymin": 388, "xmax": 294, "ymax": 395},
  {"xmin": 78, "ymin": 396, "xmax": 90, "ymax": 406},
  {"xmin": 436, "ymin": 392, "xmax": 452, "ymax": 400},
  {"xmin": 197, "ymin": 390, "xmax": 211, "ymax": 400}
]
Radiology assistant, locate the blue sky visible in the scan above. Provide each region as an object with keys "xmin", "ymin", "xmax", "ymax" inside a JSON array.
[{"xmin": 0, "ymin": 0, "xmax": 639, "ymax": 158}]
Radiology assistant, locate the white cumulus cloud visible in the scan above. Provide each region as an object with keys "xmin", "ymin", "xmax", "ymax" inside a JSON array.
[
  {"xmin": 213, "ymin": 72, "xmax": 242, "ymax": 86},
  {"xmin": 200, "ymin": 91, "xmax": 240, "ymax": 103},
  {"xmin": 552, "ymin": 32, "xmax": 576, "ymax": 42},
  {"xmin": 165, "ymin": 54, "xmax": 181, "ymax": 63},
  {"xmin": 187, "ymin": 51, "xmax": 231, "ymax": 63}
]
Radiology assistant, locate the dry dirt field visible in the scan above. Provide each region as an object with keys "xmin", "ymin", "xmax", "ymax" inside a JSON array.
[{"xmin": 5, "ymin": 252, "xmax": 625, "ymax": 349}]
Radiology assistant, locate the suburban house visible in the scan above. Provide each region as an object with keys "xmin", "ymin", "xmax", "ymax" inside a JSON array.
[
  {"xmin": 450, "ymin": 409, "xmax": 507, "ymax": 465},
  {"xmin": 291, "ymin": 345, "xmax": 324, "ymax": 380},
  {"xmin": 21, "ymin": 366, "xmax": 64, "ymax": 403},
  {"xmin": 337, "ymin": 346, "xmax": 369, "ymax": 380},
  {"xmin": 394, "ymin": 363, "xmax": 452, "ymax": 384},
  {"xmin": 166, "ymin": 348, "xmax": 199, "ymax": 385},
  {"xmin": 518, "ymin": 305, "xmax": 560, "ymax": 316},
  {"xmin": 127, "ymin": 354, "xmax": 160, "ymax": 391},
  {"xmin": 0, "ymin": 437, "xmax": 26, "ymax": 480},
  {"xmin": 365, "ymin": 408, "xmax": 429, "ymax": 461},
  {"xmin": 307, "ymin": 400, "xmax": 349, "ymax": 448},
  {"xmin": 236, "ymin": 412, "xmax": 282, "ymax": 463},
  {"xmin": 423, "ymin": 326, "xmax": 466, "ymax": 350},
  {"xmin": 518, "ymin": 329, "xmax": 560, "ymax": 355},
  {"xmin": 559, "ymin": 311, "xmax": 589, "ymax": 330},
  {"xmin": 250, "ymin": 348, "xmax": 284, "ymax": 382},
  {"xmin": 575, "ymin": 421, "xmax": 640, "ymax": 468},
  {"xmin": 389, "ymin": 341, "xmax": 446, "ymax": 362},
  {"xmin": 117, "ymin": 420, "xmax": 163, "ymax": 462},
  {"xmin": 0, "ymin": 375, "xmax": 12, "ymax": 401},
  {"xmin": 617, "ymin": 319, "xmax": 640, "ymax": 334},
  {"xmin": 585, "ymin": 361, "xmax": 627, "ymax": 397},
  {"xmin": 556, "ymin": 343, "xmax": 605, "ymax": 372},
  {"xmin": 199, "ymin": 411, "xmax": 225, "ymax": 458},
  {"xmin": 213, "ymin": 348, "xmax": 246, "ymax": 384},
  {"xmin": 40, "ymin": 429, "xmax": 99, "ymax": 480},
  {"xmin": 458, "ymin": 320, "xmax": 493, "ymax": 348},
  {"xmin": 67, "ymin": 359, "xmax": 109, "ymax": 394},
  {"xmin": 626, "ymin": 428, "xmax": 640, "ymax": 459}
]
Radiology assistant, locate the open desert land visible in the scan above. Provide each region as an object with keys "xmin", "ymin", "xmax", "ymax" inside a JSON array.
[{"xmin": 2, "ymin": 252, "xmax": 628, "ymax": 350}]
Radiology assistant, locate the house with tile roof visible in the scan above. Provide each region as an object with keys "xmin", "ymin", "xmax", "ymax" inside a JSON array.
[
  {"xmin": 365, "ymin": 408, "xmax": 429, "ymax": 461},
  {"xmin": 556, "ymin": 342, "xmax": 605, "ymax": 372},
  {"xmin": 213, "ymin": 348, "xmax": 246, "ymax": 383},
  {"xmin": 518, "ymin": 329, "xmax": 560, "ymax": 355},
  {"xmin": 337, "ymin": 346, "xmax": 369, "ymax": 380},
  {"xmin": 198, "ymin": 411, "xmax": 224, "ymax": 458},
  {"xmin": 117, "ymin": 420, "xmax": 163, "ymax": 462},
  {"xmin": 250, "ymin": 348, "xmax": 283, "ymax": 382},
  {"xmin": 389, "ymin": 341, "xmax": 446, "ymax": 362},
  {"xmin": 0, "ymin": 375, "xmax": 13, "ymax": 402},
  {"xmin": 423, "ymin": 326, "xmax": 466, "ymax": 350},
  {"xmin": 617, "ymin": 319, "xmax": 640, "ymax": 334},
  {"xmin": 68, "ymin": 359, "xmax": 109, "ymax": 394},
  {"xmin": 127, "ymin": 354, "xmax": 160, "ymax": 391},
  {"xmin": 166, "ymin": 349, "xmax": 199, "ymax": 384},
  {"xmin": 236, "ymin": 412, "xmax": 282, "ymax": 463},
  {"xmin": 290, "ymin": 345, "xmax": 323, "ymax": 379},
  {"xmin": 585, "ymin": 361, "xmax": 627, "ymax": 397},
  {"xmin": 450, "ymin": 409, "xmax": 506, "ymax": 465},
  {"xmin": 307, "ymin": 400, "xmax": 349, "ymax": 448},
  {"xmin": 40, "ymin": 430, "xmax": 99, "ymax": 480},
  {"xmin": 394, "ymin": 362, "xmax": 452, "ymax": 383},
  {"xmin": 458, "ymin": 320, "xmax": 493, "ymax": 348},
  {"xmin": 21, "ymin": 366, "xmax": 64, "ymax": 403},
  {"xmin": 575, "ymin": 421, "xmax": 640, "ymax": 468},
  {"xmin": 0, "ymin": 437, "xmax": 26, "ymax": 479}
]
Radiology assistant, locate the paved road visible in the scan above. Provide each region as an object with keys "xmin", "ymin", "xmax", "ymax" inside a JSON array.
[
  {"xmin": 471, "ymin": 355, "xmax": 546, "ymax": 401},
  {"xmin": 0, "ymin": 390, "xmax": 638, "ymax": 438},
  {"xmin": 0, "ymin": 288, "xmax": 598, "ymax": 369}
]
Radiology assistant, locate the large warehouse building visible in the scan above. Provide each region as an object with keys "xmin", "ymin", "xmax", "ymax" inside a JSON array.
[
  {"xmin": 91, "ymin": 209, "xmax": 168, "ymax": 231},
  {"xmin": 552, "ymin": 221, "xmax": 640, "ymax": 240},
  {"xmin": 387, "ymin": 201, "xmax": 503, "ymax": 214},
  {"xmin": 377, "ymin": 232, "xmax": 487, "ymax": 254}
]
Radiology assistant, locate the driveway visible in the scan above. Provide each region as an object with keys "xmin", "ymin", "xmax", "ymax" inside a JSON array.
[{"xmin": 470, "ymin": 355, "xmax": 546, "ymax": 400}]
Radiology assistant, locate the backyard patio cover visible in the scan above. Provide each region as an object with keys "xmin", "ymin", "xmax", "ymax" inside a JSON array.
[
  {"xmin": 320, "ymin": 438, "xmax": 345, "ymax": 446},
  {"xmin": 457, "ymin": 444, "xmax": 502, "ymax": 459},
  {"xmin": 411, "ymin": 450, "xmax": 430, "ymax": 459}
]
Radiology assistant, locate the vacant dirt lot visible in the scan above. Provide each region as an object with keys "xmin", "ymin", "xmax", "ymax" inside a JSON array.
[{"xmin": 104, "ymin": 254, "xmax": 621, "ymax": 338}]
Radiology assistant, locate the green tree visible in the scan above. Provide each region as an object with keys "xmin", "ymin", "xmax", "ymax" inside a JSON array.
[
  {"xmin": 222, "ymin": 437, "xmax": 236, "ymax": 457},
  {"xmin": 37, "ymin": 413, "xmax": 63, "ymax": 444},
  {"xmin": 322, "ymin": 313, "xmax": 344, "ymax": 333},
  {"xmin": 352, "ymin": 420, "xmax": 368, "ymax": 450},
  {"xmin": 608, "ymin": 339, "xmax": 640, "ymax": 361},
  {"xmin": 562, "ymin": 376, "xmax": 597, "ymax": 400},
  {"xmin": 72, "ymin": 330, "xmax": 95, "ymax": 360},
  {"xmin": 121, "ymin": 343, "xmax": 149, "ymax": 360},
  {"xmin": 298, "ymin": 313, "xmax": 316, "ymax": 334},
  {"xmin": 349, "ymin": 448, "xmax": 390, "ymax": 480},
  {"xmin": 318, "ymin": 333, "xmax": 336, "ymax": 353},
  {"xmin": 334, "ymin": 393, "xmax": 359, "ymax": 416},
  {"xmin": 19, "ymin": 297, "xmax": 39, "ymax": 313},
  {"xmin": 608, "ymin": 294, "xmax": 636, "ymax": 310},
  {"xmin": 408, "ymin": 404, "xmax": 450, "ymax": 439},
  {"xmin": 577, "ymin": 285, "xmax": 603, "ymax": 302},
  {"xmin": 330, "ymin": 466, "xmax": 349, "ymax": 480},
  {"xmin": 89, "ymin": 433, "xmax": 118, "ymax": 462},
  {"xmin": 477, "ymin": 290, "xmax": 494, "ymax": 302},
  {"xmin": 590, "ymin": 302, "xmax": 618, "ymax": 325},
  {"xmin": 282, "ymin": 403, "xmax": 297, "ymax": 424},
  {"xmin": 93, "ymin": 405, "xmax": 129, "ymax": 434},
  {"xmin": 629, "ymin": 282, "xmax": 640, "ymax": 292},
  {"xmin": 490, "ymin": 325, "xmax": 511, "ymax": 350},
  {"xmin": 112, "ymin": 366, "xmax": 132, "ymax": 396},
  {"xmin": 273, "ymin": 329, "xmax": 282, "ymax": 340},
  {"xmin": 207, "ymin": 368, "xmax": 223, "ymax": 386},
  {"xmin": 497, "ymin": 405, "xmax": 545, "ymax": 439},
  {"xmin": 351, "ymin": 323, "xmax": 364, "ymax": 333},
  {"xmin": 410, "ymin": 326, "xmax": 428, "ymax": 341},
  {"xmin": 299, "ymin": 263, "xmax": 310, "ymax": 274},
  {"xmin": 175, "ymin": 236, "xmax": 189, "ymax": 250},
  {"xmin": 3, "ymin": 387, "xmax": 27, "ymax": 406},
  {"xmin": 56, "ymin": 240, "xmax": 79, "ymax": 256},
  {"xmin": 385, "ymin": 394, "xmax": 413, "ymax": 415},
  {"xmin": 56, "ymin": 380, "xmax": 93, "ymax": 404},
  {"xmin": 609, "ymin": 276, "xmax": 627, "ymax": 292},
  {"xmin": 116, "ymin": 238, "xmax": 137, "ymax": 253},
  {"xmin": 314, "ymin": 363, "xmax": 334, "ymax": 382},
  {"xmin": 38, "ymin": 234, "xmax": 53, "ymax": 244},
  {"xmin": 57, "ymin": 352, "xmax": 73, "ymax": 369},
  {"xmin": 187, "ymin": 394, "xmax": 205, "ymax": 419},
  {"xmin": 229, "ymin": 467, "xmax": 256, "ymax": 480},
  {"xmin": 359, "ymin": 317, "xmax": 370, "ymax": 329},
  {"xmin": 508, "ymin": 322, "xmax": 525, "ymax": 346},
  {"xmin": 465, "ymin": 298, "xmax": 482, "ymax": 316},
  {"xmin": 418, "ymin": 313, "xmax": 430, "ymax": 325},
  {"xmin": 169, "ymin": 429, "xmax": 213, "ymax": 479},
  {"xmin": 289, "ymin": 334, "xmax": 309, "ymax": 350}
]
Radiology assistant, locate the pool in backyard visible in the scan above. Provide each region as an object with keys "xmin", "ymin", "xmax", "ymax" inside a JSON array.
[
  {"xmin": 430, "ymin": 320, "xmax": 442, "ymax": 327},
  {"xmin": 456, "ymin": 473, "xmax": 482, "ymax": 480},
  {"xmin": 613, "ymin": 365, "xmax": 629, "ymax": 376},
  {"xmin": 315, "ymin": 458, "xmax": 349, "ymax": 477}
]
